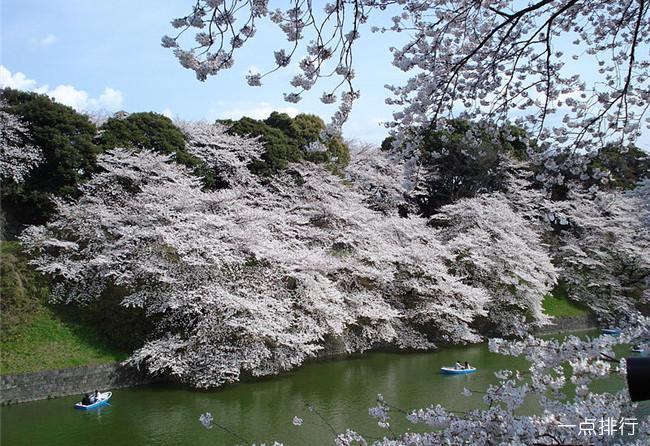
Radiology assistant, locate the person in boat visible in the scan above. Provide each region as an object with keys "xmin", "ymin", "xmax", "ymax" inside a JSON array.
[
  {"xmin": 81, "ymin": 394, "xmax": 92, "ymax": 405},
  {"xmin": 455, "ymin": 361, "xmax": 462, "ymax": 370},
  {"xmin": 465, "ymin": 362, "xmax": 471, "ymax": 369},
  {"xmin": 91, "ymin": 389, "xmax": 100, "ymax": 403}
]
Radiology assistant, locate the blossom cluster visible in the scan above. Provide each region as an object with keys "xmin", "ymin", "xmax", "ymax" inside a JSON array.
[
  {"xmin": 0, "ymin": 101, "xmax": 42, "ymax": 183},
  {"xmin": 165, "ymin": 0, "xmax": 648, "ymax": 155}
]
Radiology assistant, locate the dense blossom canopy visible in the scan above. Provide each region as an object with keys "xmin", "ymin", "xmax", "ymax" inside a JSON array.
[{"xmin": 21, "ymin": 123, "xmax": 501, "ymax": 386}]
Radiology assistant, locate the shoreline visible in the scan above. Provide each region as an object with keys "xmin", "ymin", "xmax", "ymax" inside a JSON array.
[{"xmin": 0, "ymin": 314, "xmax": 598, "ymax": 406}]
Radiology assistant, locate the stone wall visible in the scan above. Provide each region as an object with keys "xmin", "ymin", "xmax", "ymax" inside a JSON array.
[{"xmin": 1, "ymin": 362, "xmax": 158, "ymax": 405}]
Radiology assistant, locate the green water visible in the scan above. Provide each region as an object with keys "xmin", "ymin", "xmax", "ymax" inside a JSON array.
[{"xmin": 1, "ymin": 331, "xmax": 643, "ymax": 446}]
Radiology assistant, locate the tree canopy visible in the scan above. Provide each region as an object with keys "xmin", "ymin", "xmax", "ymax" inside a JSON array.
[
  {"xmin": 590, "ymin": 145, "xmax": 650, "ymax": 191},
  {"xmin": 388, "ymin": 119, "xmax": 532, "ymax": 215},
  {"xmin": 21, "ymin": 122, "xmax": 569, "ymax": 387},
  {"xmin": 97, "ymin": 112, "xmax": 198, "ymax": 168},
  {"xmin": 221, "ymin": 112, "xmax": 350, "ymax": 175},
  {"xmin": 0, "ymin": 99, "xmax": 42, "ymax": 185},
  {"xmin": 20, "ymin": 119, "xmax": 649, "ymax": 388}
]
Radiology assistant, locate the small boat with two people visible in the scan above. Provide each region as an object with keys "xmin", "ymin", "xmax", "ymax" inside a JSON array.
[
  {"xmin": 75, "ymin": 390, "xmax": 112, "ymax": 410},
  {"xmin": 631, "ymin": 345, "xmax": 646, "ymax": 354},
  {"xmin": 441, "ymin": 361, "xmax": 477, "ymax": 374}
]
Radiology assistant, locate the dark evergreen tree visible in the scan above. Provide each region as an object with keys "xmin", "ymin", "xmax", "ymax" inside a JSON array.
[
  {"xmin": 393, "ymin": 120, "xmax": 530, "ymax": 216},
  {"xmin": 224, "ymin": 115, "xmax": 300, "ymax": 175},
  {"xmin": 591, "ymin": 145, "xmax": 649, "ymax": 190},
  {"xmin": 0, "ymin": 88, "xmax": 99, "ymax": 234},
  {"xmin": 97, "ymin": 112, "xmax": 197, "ymax": 168},
  {"xmin": 222, "ymin": 112, "xmax": 350, "ymax": 175}
]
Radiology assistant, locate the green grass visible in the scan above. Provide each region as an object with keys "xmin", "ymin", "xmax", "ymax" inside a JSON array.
[
  {"xmin": 1, "ymin": 308, "xmax": 129, "ymax": 375},
  {"xmin": 542, "ymin": 294, "xmax": 591, "ymax": 318},
  {"xmin": 542, "ymin": 281, "xmax": 592, "ymax": 318},
  {"xmin": 1, "ymin": 240, "xmax": 129, "ymax": 375}
]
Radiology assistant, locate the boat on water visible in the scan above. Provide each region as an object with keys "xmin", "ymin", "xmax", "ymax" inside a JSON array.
[
  {"xmin": 601, "ymin": 329, "xmax": 621, "ymax": 335},
  {"xmin": 75, "ymin": 391, "xmax": 112, "ymax": 410},
  {"xmin": 631, "ymin": 347, "xmax": 645, "ymax": 354},
  {"xmin": 441, "ymin": 366, "xmax": 477, "ymax": 374}
]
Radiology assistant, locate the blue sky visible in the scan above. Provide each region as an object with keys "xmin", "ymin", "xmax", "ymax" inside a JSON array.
[{"xmin": 1, "ymin": 0, "xmax": 408, "ymax": 144}]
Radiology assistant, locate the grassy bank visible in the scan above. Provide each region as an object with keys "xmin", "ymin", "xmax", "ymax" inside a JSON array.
[
  {"xmin": 1, "ymin": 308, "xmax": 129, "ymax": 375},
  {"xmin": 1, "ymin": 241, "xmax": 128, "ymax": 375},
  {"xmin": 542, "ymin": 282, "xmax": 592, "ymax": 318}
]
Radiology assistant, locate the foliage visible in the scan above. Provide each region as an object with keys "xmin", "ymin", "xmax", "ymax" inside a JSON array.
[
  {"xmin": 97, "ymin": 112, "xmax": 198, "ymax": 168},
  {"xmin": 393, "ymin": 119, "xmax": 533, "ymax": 215},
  {"xmin": 590, "ymin": 145, "xmax": 650, "ymax": 191},
  {"xmin": 17, "ymin": 120, "xmax": 649, "ymax": 390},
  {"xmin": 627, "ymin": 179, "xmax": 650, "ymax": 229},
  {"xmin": 543, "ymin": 187, "xmax": 650, "ymax": 320},
  {"xmin": 0, "ymin": 88, "xmax": 99, "ymax": 232},
  {"xmin": 222, "ymin": 112, "xmax": 350, "ymax": 175},
  {"xmin": 163, "ymin": 0, "xmax": 649, "ymax": 154},
  {"xmin": 530, "ymin": 145, "xmax": 649, "ymax": 201},
  {"xmin": 222, "ymin": 115, "xmax": 300, "ymax": 174},
  {"xmin": 434, "ymin": 193, "xmax": 558, "ymax": 336},
  {"xmin": 344, "ymin": 139, "xmax": 413, "ymax": 216}
]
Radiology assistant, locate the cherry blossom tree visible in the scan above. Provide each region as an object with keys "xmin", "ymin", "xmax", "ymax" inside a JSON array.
[
  {"xmin": 434, "ymin": 192, "xmax": 558, "ymax": 337},
  {"xmin": 627, "ymin": 178, "xmax": 650, "ymax": 227},
  {"xmin": 164, "ymin": 1, "xmax": 649, "ymax": 151},
  {"xmin": 343, "ymin": 139, "xmax": 415, "ymax": 215},
  {"xmin": 542, "ymin": 186, "xmax": 650, "ymax": 319},
  {"xmin": 0, "ymin": 88, "xmax": 100, "ymax": 232}
]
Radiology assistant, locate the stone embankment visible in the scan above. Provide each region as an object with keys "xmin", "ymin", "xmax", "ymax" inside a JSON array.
[{"xmin": 1, "ymin": 362, "xmax": 159, "ymax": 405}]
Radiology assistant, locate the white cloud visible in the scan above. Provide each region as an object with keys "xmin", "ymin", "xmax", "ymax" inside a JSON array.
[
  {"xmin": 94, "ymin": 87, "xmax": 124, "ymax": 110},
  {"xmin": 47, "ymin": 85, "xmax": 90, "ymax": 110},
  {"xmin": 30, "ymin": 34, "xmax": 57, "ymax": 47},
  {"xmin": 209, "ymin": 100, "xmax": 299, "ymax": 121},
  {"xmin": 0, "ymin": 66, "xmax": 123, "ymax": 112},
  {"xmin": 0, "ymin": 66, "xmax": 38, "ymax": 90},
  {"xmin": 40, "ymin": 84, "xmax": 124, "ymax": 112}
]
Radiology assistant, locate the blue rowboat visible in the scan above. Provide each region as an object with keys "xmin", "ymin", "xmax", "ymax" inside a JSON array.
[
  {"xmin": 441, "ymin": 366, "xmax": 476, "ymax": 374},
  {"xmin": 601, "ymin": 329, "xmax": 620, "ymax": 335},
  {"xmin": 75, "ymin": 391, "xmax": 112, "ymax": 410},
  {"xmin": 631, "ymin": 347, "xmax": 645, "ymax": 354}
]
